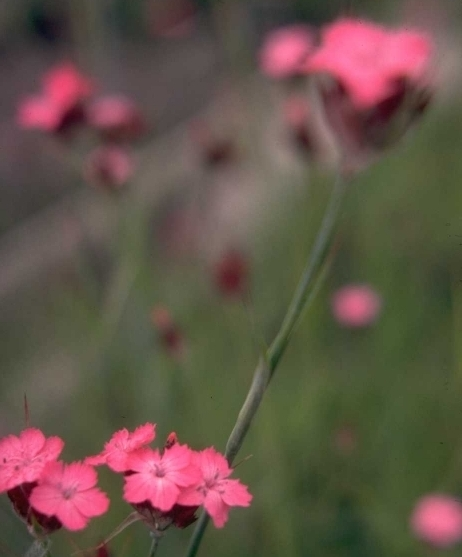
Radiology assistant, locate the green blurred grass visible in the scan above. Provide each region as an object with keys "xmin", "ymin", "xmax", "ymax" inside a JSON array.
[{"xmin": 2, "ymin": 96, "xmax": 462, "ymax": 557}]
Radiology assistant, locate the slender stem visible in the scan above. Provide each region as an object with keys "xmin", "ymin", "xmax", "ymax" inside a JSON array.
[
  {"xmin": 148, "ymin": 532, "xmax": 162, "ymax": 557},
  {"xmin": 184, "ymin": 173, "xmax": 348, "ymax": 557}
]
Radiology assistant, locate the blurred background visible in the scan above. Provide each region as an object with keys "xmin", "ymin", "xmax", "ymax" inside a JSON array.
[{"xmin": 1, "ymin": 0, "xmax": 462, "ymax": 556}]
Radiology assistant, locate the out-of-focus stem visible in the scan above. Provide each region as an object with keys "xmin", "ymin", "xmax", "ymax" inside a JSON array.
[
  {"xmin": 148, "ymin": 532, "xmax": 162, "ymax": 557},
  {"xmin": 185, "ymin": 172, "xmax": 348, "ymax": 557}
]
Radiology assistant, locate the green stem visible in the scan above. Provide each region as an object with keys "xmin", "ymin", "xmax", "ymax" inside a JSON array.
[
  {"xmin": 148, "ymin": 532, "xmax": 162, "ymax": 557},
  {"xmin": 184, "ymin": 173, "xmax": 348, "ymax": 557}
]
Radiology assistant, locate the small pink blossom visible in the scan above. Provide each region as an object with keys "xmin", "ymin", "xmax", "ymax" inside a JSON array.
[
  {"xmin": 0, "ymin": 428, "xmax": 64, "ymax": 492},
  {"xmin": 304, "ymin": 18, "xmax": 433, "ymax": 165},
  {"xmin": 83, "ymin": 146, "xmax": 135, "ymax": 191},
  {"xmin": 86, "ymin": 95, "xmax": 145, "ymax": 142},
  {"xmin": 331, "ymin": 284, "xmax": 382, "ymax": 327},
  {"xmin": 259, "ymin": 25, "xmax": 314, "ymax": 79},
  {"xmin": 177, "ymin": 447, "xmax": 252, "ymax": 528},
  {"xmin": 150, "ymin": 306, "xmax": 186, "ymax": 360},
  {"xmin": 85, "ymin": 423, "xmax": 156, "ymax": 472},
  {"xmin": 411, "ymin": 494, "xmax": 462, "ymax": 548},
  {"xmin": 17, "ymin": 62, "xmax": 93, "ymax": 133},
  {"xmin": 213, "ymin": 250, "xmax": 249, "ymax": 298},
  {"xmin": 17, "ymin": 96, "xmax": 63, "ymax": 132},
  {"xmin": 42, "ymin": 62, "xmax": 94, "ymax": 111},
  {"xmin": 306, "ymin": 18, "xmax": 433, "ymax": 109},
  {"xmin": 29, "ymin": 461, "xmax": 109, "ymax": 531},
  {"xmin": 123, "ymin": 444, "xmax": 200, "ymax": 512}
]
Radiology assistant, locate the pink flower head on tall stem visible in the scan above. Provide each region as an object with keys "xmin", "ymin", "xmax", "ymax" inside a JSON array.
[
  {"xmin": 29, "ymin": 461, "xmax": 109, "ymax": 531},
  {"xmin": 0, "ymin": 428, "xmax": 64, "ymax": 492},
  {"xmin": 331, "ymin": 284, "xmax": 382, "ymax": 328},
  {"xmin": 177, "ymin": 447, "xmax": 252, "ymax": 528},
  {"xmin": 411, "ymin": 494, "xmax": 462, "ymax": 548},
  {"xmin": 304, "ymin": 18, "xmax": 433, "ymax": 164},
  {"xmin": 123, "ymin": 444, "xmax": 201, "ymax": 512},
  {"xmin": 306, "ymin": 18, "xmax": 432, "ymax": 109},
  {"xmin": 85, "ymin": 423, "xmax": 156, "ymax": 472},
  {"xmin": 259, "ymin": 25, "xmax": 314, "ymax": 79}
]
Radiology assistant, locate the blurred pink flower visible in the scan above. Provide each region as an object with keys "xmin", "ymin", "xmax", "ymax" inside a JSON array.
[
  {"xmin": 411, "ymin": 494, "xmax": 462, "ymax": 548},
  {"xmin": 306, "ymin": 18, "xmax": 432, "ymax": 109},
  {"xmin": 83, "ymin": 146, "xmax": 134, "ymax": 190},
  {"xmin": 86, "ymin": 95, "xmax": 146, "ymax": 142},
  {"xmin": 85, "ymin": 423, "xmax": 156, "ymax": 472},
  {"xmin": 17, "ymin": 62, "xmax": 94, "ymax": 133},
  {"xmin": 29, "ymin": 461, "xmax": 109, "ymax": 531},
  {"xmin": 177, "ymin": 447, "xmax": 252, "ymax": 528},
  {"xmin": 123, "ymin": 444, "xmax": 201, "ymax": 512},
  {"xmin": 331, "ymin": 284, "xmax": 382, "ymax": 327},
  {"xmin": 304, "ymin": 18, "xmax": 433, "ymax": 165},
  {"xmin": 151, "ymin": 306, "xmax": 186, "ymax": 360},
  {"xmin": 42, "ymin": 62, "xmax": 94, "ymax": 110},
  {"xmin": 259, "ymin": 25, "xmax": 314, "ymax": 79},
  {"xmin": 189, "ymin": 120, "xmax": 237, "ymax": 167},
  {"xmin": 213, "ymin": 249, "xmax": 249, "ymax": 297},
  {"xmin": 17, "ymin": 96, "xmax": 63, "ymax": 132},
  {"xmin": 0, "ymin": 428, "xmax": 64, "ymax": 492}
]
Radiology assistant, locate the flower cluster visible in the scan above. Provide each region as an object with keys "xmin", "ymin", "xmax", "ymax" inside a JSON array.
[
  {"xmin": 0, "ymin": 424, "xmax": 252, "ymax": 538},
  {"xmin": 0, "ymin": 428, "xmax": 109, "ymax": 535},
  {"xmin": 86, "ymin": 424, "xmax": 252, "ymax": 530},
  {"xmin": 17, "ymin": 62, "xmax": 146, "ymax": 191}
]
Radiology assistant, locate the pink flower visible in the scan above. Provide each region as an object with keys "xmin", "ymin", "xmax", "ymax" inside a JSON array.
[
  {"xmin": 0, "ymin": 428, "xmax": 64, "ymax": 492},
  {"xmin": 259, "ymin": 25, "xmax": 314, "ymax": 79},
  {"xmin": 213, "ymin": 250, "xmax": 249, "ymax": 297},
  {"xmin": 150, "ymin": 306, "xmax": 186, "ymax": 360},
  {"xmin": 17, "ymin": 96, "xmax": 64, "ymax": 132},
  {"xmin": 86, "ymin": 95, "xmax": 146, "ymax": 142},
  {"xmin": 85, "ymin": 423, "xmax": 156, "ymax": 472},
  {"xmin": 304, "ymin": 19, "xmax": 433, "ymax": 165},
  {"xmin": 331, "ymin": 284, "xmax": 382, "ymax": 327},
  {"xmin": 123, "ymin": 444, "xmax": 200, "ymax": 512},
  {"xmin": 306, "ymin": 18, "xmax": 432, "ymax": 109},
  {"xmin": 411, "ymin": 494, "xmax": 462, "ymax": 548},
  {"xmin": 17, "ymin": 62, "xmax": 94, "ymax": 133},
  {"xmin": 83, "ymin": 146, "xmax": 135, "ymax": 191},
  {"xmin": 42, "ymin": 62, "xmax": 94, "ymax": 111},
  {"xmin": 29, "ymin": 461, "xmax": 109, "ymax": 531},
  {"xmin": 177, "ymin": 447, "xmax": 252, "ymax": 528}
]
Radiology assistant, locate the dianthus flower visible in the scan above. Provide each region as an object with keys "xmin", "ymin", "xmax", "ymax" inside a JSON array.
[
  {"xmin": 259, "ymin": 25, "xmax": 314, "ymax": 79},
  {"xmin": 304, "ymin": 18, "xmax": 433, "ymax": 163},
  {"xmin": 86, "ymin": 95, "xmax": 145, "ymax": 142},
  {"xmin": 17, "ymin": 62, "xmax": 93, "ymax": 133},
  {"xmin": 123, "ymin": 444, "xmax": 201, "ymax": 512},
  {"xmin": 29, "ymin": 461, "xmax": 109, "ymax": 531},
  {"xmin": 331, "ymin": 284, "xmax": 382, "ymax": 327},
  {"xmin": 411, "ymin": 494, "xmax": 462, "ymax": 548},
  {"xmin": 83, "ymin": 146, "xmax": 135, "ymax": 191},
  {"xmin": 307, "ymin": 18, "xmax": 432, "ymax": 109},
  {"xmin": 42, "ymin": 63, "xmax": 94, "ymax": 110},
  {"xmin": 85, "ymin": 423, "xmax": 156, "ymax": 472},
  {"xmin": 0, "ymin": 428, "xmax": 64, "ymax": 492},
  {"xmin": 177, "ymin": 447, "xmax": 252, "ymax": 528},
  {"xmin": 150, "ymin": 306, "xmax": 186, "ymax": 360},
  {"xmin": 213, "ymin": 249, "xmax": 249, "ymax": 297}
]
